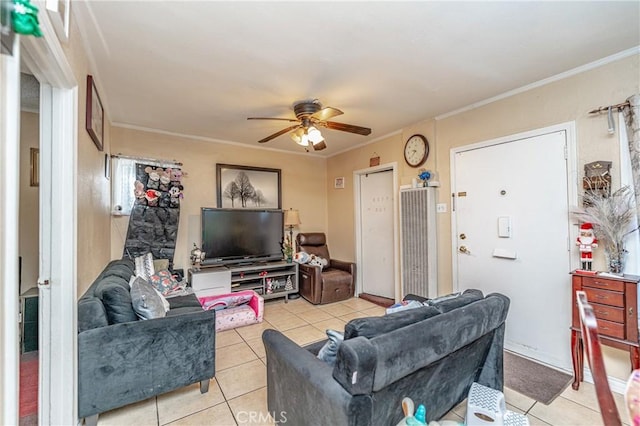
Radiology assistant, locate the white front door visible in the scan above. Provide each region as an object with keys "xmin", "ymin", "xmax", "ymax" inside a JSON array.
[
  {"xmin": 452, "ymin": 128, "xmax": 573, "ymax": 369},
  {"xmin": 359, "ymin": 169, "xmax": 395, "ymax": 299}
]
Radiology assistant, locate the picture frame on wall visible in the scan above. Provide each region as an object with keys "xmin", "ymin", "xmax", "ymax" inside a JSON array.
[
  {"xmin": 334, "ymin": 177, "xmax": 345, "ymax": 189},
  {"xmin": 216, "ymin": 164, "xmax": 281, "ymax": 209},
  {"xmin": 85, "ymin": 75, "xmax": 104, "ymax": 152},
  {"xmin": 30, "ymin": 148, "xmax": 39, "ymax": 187}
]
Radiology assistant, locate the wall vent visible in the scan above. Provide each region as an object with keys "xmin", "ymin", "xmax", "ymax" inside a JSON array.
[{"xmin": 399, "ymin": 187, "xmax": 438, "ymax": 299}]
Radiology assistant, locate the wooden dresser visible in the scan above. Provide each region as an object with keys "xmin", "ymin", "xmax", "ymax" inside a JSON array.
[{"xmin": 571, "ymin": 270, "xmax": 640, "ymax": 390}]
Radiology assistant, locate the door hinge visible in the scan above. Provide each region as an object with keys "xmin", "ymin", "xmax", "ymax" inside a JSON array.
[
  {"xmin": 451, "ymin": 193, "xmax": 456, "ymax": 212},
  {"xmin": 37, "ymin": 279, "xmax": 50, "ymax": 289},
  {"xmin": 564, "ymin": 143, "xmax": 568, "ymax": 160}
]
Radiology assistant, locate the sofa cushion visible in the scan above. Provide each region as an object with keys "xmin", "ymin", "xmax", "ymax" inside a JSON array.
[
  {"xmin": 317, "ymin": 329, "xmax": 344, "ymax": 366},
  {"xmin": 429, "ymin": 289, "xmax": 483, "ymax": 313},
  {"xmin": 344, "ymin": 305, "xmax": 440, "ymax": 340},
  {"xmin": 130, "ymin": 277, "xmax": 167, "ymax": 320},
  {"xmin": 99, "ymin": 262, "xmax": 135, "ymax": 282},
  {"xmin": 77, "ymin": 297, "xmax": 109, "ymax": 332},
  {"xmin": 94, "ymin": 275, "xmax": 130, "ymax": 298},
  {"xmin": 101, "ymin": 284, "xmax": 138, "ymax": 324},
  {"xmin": 168, "ymin": 293, "xmax": 202, "ymax": 309}
]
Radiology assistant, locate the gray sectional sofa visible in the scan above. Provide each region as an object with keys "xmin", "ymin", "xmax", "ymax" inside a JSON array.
[
  {"xmin": 77, "ymin": 258, "xmax": 216, "ymax": 425},
  {"xmin": 262, "ymin": 290, "xmax": 510, "ymax": 425}
]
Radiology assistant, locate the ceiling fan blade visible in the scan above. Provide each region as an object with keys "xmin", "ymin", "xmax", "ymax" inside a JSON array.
[
  {"xmin": 323, "ymin": 121, "xmax": 372, "ymax": 136},
  {"xmin": 312, "ymin": 141, "xmax": 327, "ymax": 151},
  {"xmin": 258, "ymin": 125, "xmax": 301, "ymax": 143},
  {"xmin": 310, "ymin": 107, "xmax": 343, "ymax": 122},
  {"xmin": 248, "ymin": 117, "xmax": 300, "ymax": 123}
]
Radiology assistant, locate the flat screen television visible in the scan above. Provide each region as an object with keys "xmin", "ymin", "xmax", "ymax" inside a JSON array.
[{"xmin": 201, "ymin": 208, "xmax": 284, "ymax": 266}]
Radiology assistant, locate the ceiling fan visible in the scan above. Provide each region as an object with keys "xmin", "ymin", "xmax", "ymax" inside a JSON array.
[{"xmin": 247, "ymin": 99, "xmax": 372, "ymax": 151}]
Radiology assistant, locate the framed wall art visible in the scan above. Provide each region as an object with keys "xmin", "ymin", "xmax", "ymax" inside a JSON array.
[
  {"xmin": 30, "ymin": 148, "xmax": 39, "ymax": 187},
  {"xmin": 216, "ymin": 164, "xmax": 281, "ymax": 209},
  {"xmin": 85, "ymin": 75, "xmax": 104, "ymax": 151}
]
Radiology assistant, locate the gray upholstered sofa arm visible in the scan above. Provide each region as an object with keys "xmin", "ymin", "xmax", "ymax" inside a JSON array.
[
  {"xmin": 78, "ymin": 309, "xmax": 215, "ymax": 418},
  {"xmin": 262, "ymin": 329, "xmax": 372, "ymax": 426}
]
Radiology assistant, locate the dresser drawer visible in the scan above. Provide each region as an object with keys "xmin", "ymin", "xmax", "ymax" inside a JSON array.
[
  {"xmin": 591, "ymin": 302, "xmax": 624, "ymax": 323},
  {"xmin": 583, "ymin": 277, "xmax": 625, "ymax": 292},
  {"xmin": 584, "ymin": 288, "xmax": 624, "ymax": 307},
  {"xmin": 596, "ymin": 318, "xmax": 625, "ymax": 339}
]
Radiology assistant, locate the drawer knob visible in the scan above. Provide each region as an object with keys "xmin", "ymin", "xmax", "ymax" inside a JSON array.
[
  {"xmin": 595, "ymin": 295, "xmax": 606, "ymax": 300},
  {"xmin": 594, "ymin": 281, "xmax": 608, "ymax": 286},
  {"xmin": 630, "ymin": 307, "xmax": 634, "ymax": 316},
  {"xmin": 597, "ymin": 310, "xmax": 609, "ymax": 316}
]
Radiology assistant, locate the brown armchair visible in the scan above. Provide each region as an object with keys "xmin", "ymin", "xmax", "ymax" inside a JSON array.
[{"xmin": 295, "ymin": 233, "xmax": 356, "ymax": 305}]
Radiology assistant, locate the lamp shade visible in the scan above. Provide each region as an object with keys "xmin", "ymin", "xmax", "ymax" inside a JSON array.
[{"xmin": 284, "ymin": 209, "xmax": 301, "ymax": 227}]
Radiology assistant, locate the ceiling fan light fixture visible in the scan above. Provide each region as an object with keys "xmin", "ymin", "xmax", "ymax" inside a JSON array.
[{"xmin": 307, "ymin": 126, "xmax": 324, "ymax": 144}]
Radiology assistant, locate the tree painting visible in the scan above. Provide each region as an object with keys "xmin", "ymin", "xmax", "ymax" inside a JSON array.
[{"xmin": 217, "ymin": 164, "xmax": 281, "ymax": 209}]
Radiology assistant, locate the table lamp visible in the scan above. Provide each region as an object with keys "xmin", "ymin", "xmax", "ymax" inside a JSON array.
[{"xmin": 284, "ymin": 208, "xmax": 301, "ymax": 250}]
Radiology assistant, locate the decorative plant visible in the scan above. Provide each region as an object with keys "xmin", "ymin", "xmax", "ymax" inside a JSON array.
[
  {"xmin": 282, "ymin": 235, "xmax": 294, "ymax": 260},
  {"xmin": 572, "ymin": 185, "xmax": 638, "ymax": 273}
]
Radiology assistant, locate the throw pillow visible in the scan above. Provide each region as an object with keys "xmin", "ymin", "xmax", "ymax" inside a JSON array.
[
  {"xmin": 153, "ymin": 258, "xmax": 170, "ymax": 272},
  {"xmin": 130, "ymin": 276, "xmax": 167, "ymax": 320},
  {"xmin": 148, "ymin": 269, "xmax": 182, "ymax": 296},
  {"xmin": 134, "ymin": 252, "xmax": 155, "ymax": 281},
  {"xmin": 317, "ymin": 329, "xmax": 344, "ymax": 366}
]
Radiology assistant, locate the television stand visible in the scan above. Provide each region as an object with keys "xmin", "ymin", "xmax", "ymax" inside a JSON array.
[{"xmin": 228, "ymin": 261, "xmax": 299, "ymax": 302}]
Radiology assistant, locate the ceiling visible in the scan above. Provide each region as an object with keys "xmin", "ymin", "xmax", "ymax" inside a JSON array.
[{"xmin": 72, "ymin": 1, "xmax": 640, "ymax": 157}]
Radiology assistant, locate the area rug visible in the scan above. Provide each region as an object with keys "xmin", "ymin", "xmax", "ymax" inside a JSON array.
[{"xmin": 504, "ymin": 351, "xmax": 572, "ymax": 405}]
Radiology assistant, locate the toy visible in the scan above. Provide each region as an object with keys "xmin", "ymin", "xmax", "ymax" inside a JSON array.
[
  {"xmin": 170, "ymin": 168, "xmax": 184, "ymax": 184},
  {"xmin": 190, "ymin": 243, "xmax": 205, "ymax": 270},
  {"xmin": 576, "ymin": 222, "xmax": 598, "ymax": 271},
  {"xmin": 626, "ymin": 369, "xmax": 640, "ymax": 426},
  {"xmin": 293, "ymin": 251, "xmax": 310, "ymax": 264},
  {"xmin": 396, "ymin": 398, "xmax": 462, "ymax": 426},
  {"xmin": 134, "ymin": 180, "xmax": 145, "ymax": 200},
  {"xmin": 169, "ymin": 184, "xmax": 184, "ymax": 207},
  {"xmin": 145, "ymin": 166, "xmax": 162, "ymax": 190},
  {"xmin": 308, "ymin": 254, "xmax": 328, "ymax": 269},
  {"xmin": 145, "ymin": 189, "xmax": 160, "ymax": 206},
  {"xmin": 159, "ymin": 168, "xmax": 171, "ymax": 191}
]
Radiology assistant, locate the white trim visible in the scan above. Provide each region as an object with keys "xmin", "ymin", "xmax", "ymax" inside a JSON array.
[
  {"xmin": 21, "ymin": 4, "xmax": 78, "ymax": 424},
  {"xmin": 436, "ymin": 46, "xmax": 640, "ymax": 120},
  {"xmin": 353, "ymin": 162, "xmax": 400, "ymax": 301},
  {"xmin": 1, "ymin": 35, "xmax": 21, "ymax": 426},
  {"xmin": 450, "ymin": 122, "xmax": 578, "ymax": 289}
]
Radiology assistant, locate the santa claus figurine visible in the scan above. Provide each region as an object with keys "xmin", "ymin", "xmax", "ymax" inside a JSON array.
[{"xmin": 576, "ymin": 223, "xmax": 598, "ymax": 271}]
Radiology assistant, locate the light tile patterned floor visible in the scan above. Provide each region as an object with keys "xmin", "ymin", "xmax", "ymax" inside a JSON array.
[{"xmin": 96, "ymin": 296, "xmax": 624, "ymax": 426}]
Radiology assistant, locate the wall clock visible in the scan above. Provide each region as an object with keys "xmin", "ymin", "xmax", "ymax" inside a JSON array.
[{"xmin": 404, "ymin": 134, "xmax": 429, "ymax": 167}]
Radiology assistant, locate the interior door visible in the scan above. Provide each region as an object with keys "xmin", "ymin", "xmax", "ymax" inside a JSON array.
[
  {"xmin": 453, "ymin": 130, "xmax": 572, "ymax": 369},
  {"xmin": 359, "ymin": 170, "xmax": 395, "ymax": 299}
]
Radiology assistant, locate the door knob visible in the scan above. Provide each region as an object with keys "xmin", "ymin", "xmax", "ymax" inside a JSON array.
[{"xmin": 459, "ymin": 246, "xmax": 471, "ymax": 254}]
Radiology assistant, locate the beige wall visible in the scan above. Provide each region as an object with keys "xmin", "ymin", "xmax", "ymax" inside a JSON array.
[
  {"xmin": 328, "ymin": 54, "xmax": 640, "ymax": 380},
  {"xmin": 109, "ymin": 127, "xmax": 327, "ymax": 271},
  {"xmin": 60, "ymin": 19, "xmax": 113, "ymax": 297},
  {"xmin": 19, "ymin": 112, "xmax": 39, "ymax": 294}
]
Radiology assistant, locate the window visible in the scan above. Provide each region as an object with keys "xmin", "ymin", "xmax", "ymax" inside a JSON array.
[{"xmin": 111, "ymin": 156, "xmax": 180, "ymax": 215}]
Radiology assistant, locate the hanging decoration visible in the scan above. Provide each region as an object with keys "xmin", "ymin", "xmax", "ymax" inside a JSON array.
[
  {"xmin": 123, "ymin": 163, "xmax": 185, "ymax": 267},
  {"xmin": 11, "ymin": 0, "xmax": 42, "ymax": 37}
]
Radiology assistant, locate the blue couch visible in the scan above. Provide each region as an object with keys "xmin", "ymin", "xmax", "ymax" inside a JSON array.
[{"xmin": 77, "ymin": 259, "xmax": 216, "ymax": 425}]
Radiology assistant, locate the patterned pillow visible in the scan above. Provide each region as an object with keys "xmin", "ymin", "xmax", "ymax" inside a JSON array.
[
  {"xmin": 134, "ymin": 253, "xmax": 154, "ymax": 281},
  {"xmin": 149, "ymin": 270, "xmax": 181, "ymax": 296},
  {"xmin": 130, "ymin": 276, "xmax": 167, "ymax": 320}
]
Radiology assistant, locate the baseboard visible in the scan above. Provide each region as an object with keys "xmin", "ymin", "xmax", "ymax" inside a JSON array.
[{"xmin": 581, "ymin": 369, "xmax": 628, "ymax": 395}]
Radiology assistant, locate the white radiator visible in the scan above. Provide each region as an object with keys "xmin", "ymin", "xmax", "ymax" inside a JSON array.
[{"xmin": 399, "ymin": 187, "xmax": 438, "ymax": 299}]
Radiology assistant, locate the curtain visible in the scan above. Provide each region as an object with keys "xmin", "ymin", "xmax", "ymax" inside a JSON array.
[
  {"xmin": 621, "ymin": 94, "xmax": 640, "ymax": 231},
  {"xmin": 620, "ymin": 111, "xmax": 639, "ymax": 274}
]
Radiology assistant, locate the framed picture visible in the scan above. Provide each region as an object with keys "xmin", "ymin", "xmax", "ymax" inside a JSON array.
[
  {"xmin": 216, "ymin": 164, "xmax": 281, "ymax": 209},
  {"xmin": 85, "ymin": 75, "xmax": 104, "ymax": 152},
  {"xmin": 334, "ymin": 177, "xmax": 345, "ymax": 189},
  {"xmin": 30, "ymin": 148, "xmax": 39, "ymax": 187}
]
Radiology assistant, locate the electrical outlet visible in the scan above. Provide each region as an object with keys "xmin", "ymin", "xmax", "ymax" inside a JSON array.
[{"xmin": 436, "ymin": 203, "xmax": 447, "ymax": 213}]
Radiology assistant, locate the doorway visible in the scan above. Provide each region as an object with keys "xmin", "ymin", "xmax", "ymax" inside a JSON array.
[
  {"xmin": 354, "ymin": 164, "xmax": 399, "ymax": 302},
  {"xmin": 451, "ymin": 123, "xmax": 577, "ymax": 370}
]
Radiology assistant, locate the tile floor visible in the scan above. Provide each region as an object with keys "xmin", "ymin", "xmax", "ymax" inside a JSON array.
[{"xmin": 97, "ymin": 296, "xmax": 628, "ymax": 426}]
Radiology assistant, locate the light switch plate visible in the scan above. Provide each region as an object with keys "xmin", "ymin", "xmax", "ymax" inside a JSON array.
[{"xmin": 436, "ymin": 203, "xmax": 447, "ymax": 213}]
